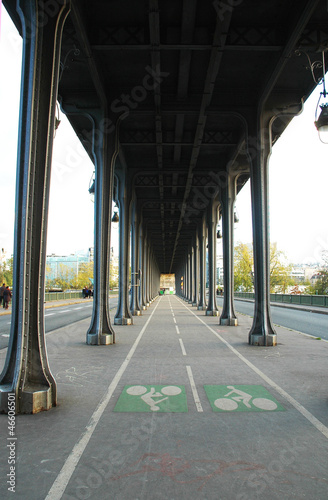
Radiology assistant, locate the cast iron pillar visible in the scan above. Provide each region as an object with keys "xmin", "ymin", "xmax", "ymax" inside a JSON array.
[
  {"xmin": 197, "ymin": 218, "xmax": 207, "ymax": 310},
  {"xmin": 86, "ymin": 112, "xmax": 117, "ymax": 345},
  {"xmin": 146, "ymin": 245, "xmax": 152, "ymax": 303},
  {"xmin": 183, "ymin": 261, "xmax": 187, "ymax": 299},
  {"xmin": 220, "ymin": 175, "xmax": 238, "ymax": 326},
  {"xmin": 130, "ymin": 198, "xmax": 142, "ymax": 315},
  {"xmin": 182, "ymin": 265, "xmax": 186, "ymax": 299},
  {"xmin": 114, "ymin": 170, "xmax": 133, "ymax": 325},
  {"xmin": 191, "ymin": 236, "xmax": 198, "ymax": 306},
  {"xmin": 0, "ymin": 0, "xmax": 70, "ymax": 414},
  {"xmin": 248, "ymin": 112, "xmax": 276, "ymax": 346},
  {"xmin": 139, "ymin": 224, "xmax": 147, "ymax": 310},
  {"xmin": 206, "ymin": 200, "xmax": 220, "ymax": 316},
  {"xmin": 187, "ymin": 250, "xmax": 192, "ymax": 303},
  {"xmin": 144, "ymin": 236, "xmax": 150, "ymax": 306},
  {"xmin": 147, "ymin": 247, "xmax": 152, "ymax": 302}
]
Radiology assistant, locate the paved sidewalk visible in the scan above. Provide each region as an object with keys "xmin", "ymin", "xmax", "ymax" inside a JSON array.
[{"xmin": 0, "ymin": 295, "xmax": 328, "ymax": 500}]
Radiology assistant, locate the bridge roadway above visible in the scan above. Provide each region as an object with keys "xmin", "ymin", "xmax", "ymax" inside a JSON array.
[{"xmin": 0, "ymin": 295, "xmax": 327, "ymax": 499}]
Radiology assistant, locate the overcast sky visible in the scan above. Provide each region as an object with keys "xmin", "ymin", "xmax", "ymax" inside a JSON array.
[{"xmin": 1, "ymin": 7, "xmax": 327, "ymax": 265}]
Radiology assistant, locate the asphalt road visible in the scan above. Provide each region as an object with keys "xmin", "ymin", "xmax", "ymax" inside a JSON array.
[
  {"xmin": 1, "ymin": 296, "xmax": 327, "ymax": 351},
  {"xmin": 0, "ymin": 298, "xmax": 119, "ymax": 351},
  {"xmin": 216, "ymin": 297, "xmax": 328, "ymax": 341}
]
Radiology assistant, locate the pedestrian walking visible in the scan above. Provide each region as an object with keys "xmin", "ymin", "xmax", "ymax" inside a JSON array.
[
  {"xmin": 3, "ymin": 286, "xmax": 12, "ymax": 309},
  {"xmin": 0, "ymin": 283, "xmax": 5, "ymax": 307}
]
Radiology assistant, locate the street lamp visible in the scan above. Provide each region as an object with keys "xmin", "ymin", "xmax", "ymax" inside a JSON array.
[
  {"xmin": 112, "ymin": 204, "xmax": 119, "ymax": 223},
  {"xmin": 314, "ymin": 50, "xmax": 328, "ymax": 143},
  {"xmin": 296, "ymin": 47, "xmax": 328, "ymax": 143},
  {"xmin": 88, "ymin": 173, "xmax": 95, "ymax": 203},
  {"xmin": 315, "ymin": 102, "xmax": 328, "ymax": 144}
]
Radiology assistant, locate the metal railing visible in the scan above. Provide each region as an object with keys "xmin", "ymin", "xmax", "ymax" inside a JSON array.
[
  {"xmin": 44, "ymin": 291, "xmax": 83, "ymax": 301},
  {"xmin": 234, "ymin": 292, "xmax": 328, "ymax": 307}
]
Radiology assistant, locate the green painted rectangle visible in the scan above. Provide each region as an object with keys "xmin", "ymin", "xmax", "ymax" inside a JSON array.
[
  {"xmin": 114, "ymin": 385, "xmax": 187, "ymax": 412},
  {"xmin": 204, "ymin": 385, "xmax": 285, "ymax": 412}
]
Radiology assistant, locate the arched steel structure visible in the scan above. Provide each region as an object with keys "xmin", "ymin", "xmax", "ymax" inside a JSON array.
[{"xmin": 1, "ymin": 0, "xmax": 327, "ymax": 413}]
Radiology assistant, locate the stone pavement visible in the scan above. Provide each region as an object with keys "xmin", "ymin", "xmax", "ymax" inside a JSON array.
[{"xmin": 0, "ymin": 294, "xmax": 328, "ymax": 500}]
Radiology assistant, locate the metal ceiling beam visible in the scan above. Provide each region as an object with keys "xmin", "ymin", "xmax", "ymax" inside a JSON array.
[
  {"xmin": 92, "ymin": 44, "xmax": 282, "ymax": 51},
  {"xmin": 70, "ymin": 0, "xmax": 107, "ymax": 108},
  {"xmin": 169, "ymin": 9, "xmax": 233, "ymax": 272},
  {"xmin": 259, "ymin": 0, "xmax": 321, "ymax": 105},
  {"xmin": 148, "ymin": 0, "xmax": 167, "ymax": 265}
]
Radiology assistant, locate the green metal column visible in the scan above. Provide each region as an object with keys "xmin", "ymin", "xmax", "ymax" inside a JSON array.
[
  {"xmin": 220, "ymin": 174, "xmax": 238, "ymax": 326},
  {"xmin": 86, "ymin": 112, "xmax": 117, "ymax": 345},
  {"xmin": 206, "ymin": 200, "xmax": 220, "ymax": 316},
  {"xmin": 0, "ymin": 0, "xmax": 71, "ymax": 414}
]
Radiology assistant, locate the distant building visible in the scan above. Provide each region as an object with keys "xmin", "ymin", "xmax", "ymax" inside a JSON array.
[
  {"xmin": 290, "ymin": 265, "xmax": 320, "ymax": 283},
  {"xmin": 46, "ymin": 253, "xmax": 91, "ymax": 281}
]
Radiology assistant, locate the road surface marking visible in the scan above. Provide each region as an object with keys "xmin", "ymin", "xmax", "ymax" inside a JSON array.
[
  {"xmin": 179, "ymin": 338, "xmax": 187, "ymax": 356},
  {"xmin": 45, "ymin": 297, "xmax": 161, "ymax": 500},
  {"xmin": 186, "ymin": 365, "xmax": 203, "ymax": 412},
  {"xmin": 177, "ymin": 297, "xmax": 328, "ymax": 440}
]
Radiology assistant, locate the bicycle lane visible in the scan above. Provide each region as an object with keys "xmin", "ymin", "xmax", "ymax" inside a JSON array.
[
  {"xmin": 68, "ymin": 293, "xmax": 328, "ymax": 500},
  {"xmin": 171, "ymin": 295, "xmax": 328, "ymax": 497},
  {"xmin": 16, "ymin": 294, "xmax": 328, "ymax": 500}
]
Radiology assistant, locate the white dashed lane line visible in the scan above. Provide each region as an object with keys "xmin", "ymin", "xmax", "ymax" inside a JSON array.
[
  {"xmin": 186, "ymin": 365, "xmax": 203, "ymax": 412},
  {"xmin": 179, "ymin": 338, "xmax": 187, "ymax": 356}
]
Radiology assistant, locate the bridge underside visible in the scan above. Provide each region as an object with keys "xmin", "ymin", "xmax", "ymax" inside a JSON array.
[{"xmin": 1, "ymin": 0, "xmax": 327, "ymax": 412}]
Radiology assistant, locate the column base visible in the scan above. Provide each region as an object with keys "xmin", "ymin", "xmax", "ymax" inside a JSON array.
[
  {"xmin": 197, "ymin": 305, "xmax": 207, "ymax": 310},
  {"xmin": 87, "ymin": 333, "xmax": 115, "ymax": 345},
  {"xmin": 206, "ymin": 310, "xmax": 220, "ymax": 316},
  {"xmin": 249, "ymin": 333, "xmax": 277, "ymax": 346},
  {"xmin": 114, "ymin": 317, "xmax": 133, "ymax": 325},
  {"xmin": 0, "ymin": 384, "xmax": 55, "ymax": 414},
  {"xmin": 142, "ymin": 305, "xmax": 147, "ymax": 310},
  {"xmin": 132, "ymin": 310, "xmax": 142, "ymax": 316},
  {"xmin": 220, "ymin": 317, "xmax": 238, "ymax": 326}
]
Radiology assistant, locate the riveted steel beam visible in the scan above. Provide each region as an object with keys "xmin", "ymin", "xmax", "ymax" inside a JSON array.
[{"xmin": 0, "ymin": 0, "xmax": 71, "ymax": 414}]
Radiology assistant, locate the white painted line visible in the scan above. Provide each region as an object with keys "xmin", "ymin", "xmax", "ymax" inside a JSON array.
[
  {"xmin": 45, "ymin": 313, "xmax": 55, "ymax": 317},
  {"xmin": 177, "ymin": 298, "xmax": 328, "ymax": 440},
  {"xmin": 73, "ymin": 307, "xmax": 83, "ymax": 311},
  {"xmin": 2, "ymin": 334, "xmax": 9, "ymax": 338},
  {"xmin": 175, "ymin": 325, "xmax": 180, "ymax": 334},
  {"xmin": 58, "ymin": 310, "xmax": 71, "ymax": 314},
  {"xmin": 45, "ymin": 297, "xmax": 161, "ymax": 500},
  {"xmin": 173, "ymin": 317, "xmax": 176, "ymax": 324},
  {"xmin": 186, "ymin": 365, "xmax": 203, "ymax": 412},
  {"xmin": 179, "ymin": 338, "xmax": 187, "ymax": 356},
  {"xmin": 7, "ymin": 322, "xmax": 11, "ymax": 325}
]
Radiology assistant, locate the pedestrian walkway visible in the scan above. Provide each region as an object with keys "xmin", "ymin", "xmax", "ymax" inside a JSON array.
[{"xmin": 0, "ymin": 295, "xmax": 328, "ymax": 499}]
